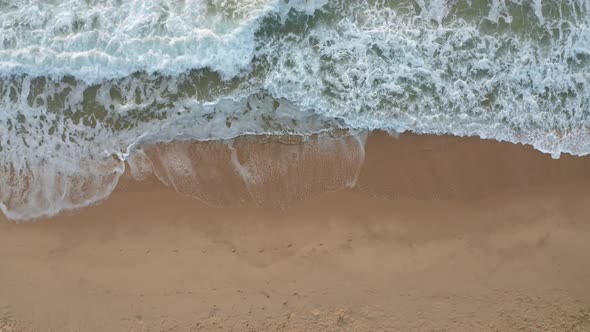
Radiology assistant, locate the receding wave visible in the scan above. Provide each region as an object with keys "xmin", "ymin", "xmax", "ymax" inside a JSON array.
[{"xmin": 1, "ymin": 0, "xmax": 589, "ymax": 220}]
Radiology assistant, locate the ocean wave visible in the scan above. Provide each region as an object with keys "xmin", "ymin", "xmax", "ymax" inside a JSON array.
[
  {"xmin": 0, "ymin": 0, "xmax": 327, "ymax": 82},
  {"xmin": 1, "ymin": 0, "xmax": 590, "ymax": 220}
]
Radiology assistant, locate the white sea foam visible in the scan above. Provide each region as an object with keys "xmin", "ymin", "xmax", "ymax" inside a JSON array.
[
  {"xmin": 0, "ymin": 0, "xmax": 327, "ymax": 83},
  {"xmin": 258, "ymin": 0, "xmax": 590, "ymax": 156},
  {"xmin": 0, "ymin": 75, "xmax": 345, "ymax": 220}
]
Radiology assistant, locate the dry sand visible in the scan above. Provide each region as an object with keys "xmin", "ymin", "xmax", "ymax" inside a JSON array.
[{"xmin": 1, "ymin": 132, "xmax": 590, "ymax": 331}]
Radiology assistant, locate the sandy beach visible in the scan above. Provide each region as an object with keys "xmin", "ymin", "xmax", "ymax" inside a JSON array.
[{"xmin": 1, "ymin": 132, "xmax": 590, "ymax": 331}]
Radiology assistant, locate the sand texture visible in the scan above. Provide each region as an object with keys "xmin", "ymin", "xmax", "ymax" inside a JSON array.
[{"xmin": 1, "ymin": 132, "xmax": 590, "ymax": 331}]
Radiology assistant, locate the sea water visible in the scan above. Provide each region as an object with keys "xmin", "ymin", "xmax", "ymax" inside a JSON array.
[{"xmin": 1, "ymin": 0, "xmax": 588, "ymax": 220}]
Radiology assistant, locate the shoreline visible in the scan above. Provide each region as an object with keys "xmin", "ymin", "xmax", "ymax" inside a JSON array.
[
  {"xmin": 4, "ymin": 130, "xmax": 590, "ymax": 222},
  {"xmin": 1, "ymin": 132, "xmax": 590, "ymax": 331}
]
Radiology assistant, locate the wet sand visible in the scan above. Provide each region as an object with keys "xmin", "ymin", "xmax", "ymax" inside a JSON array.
[{"xmin": 1, "ymin": 132, "xmax": 590, "ymax": 331}]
